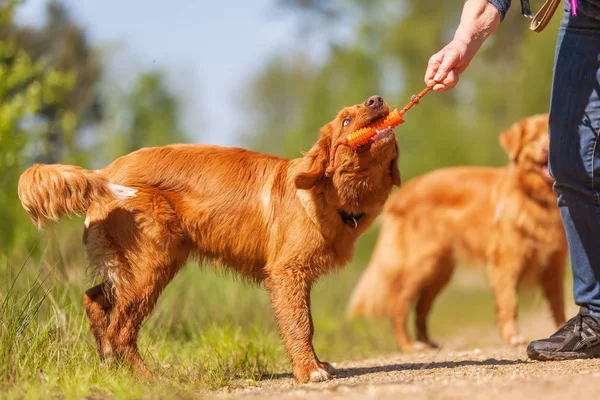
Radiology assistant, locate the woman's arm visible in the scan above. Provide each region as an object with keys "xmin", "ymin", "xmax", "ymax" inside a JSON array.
[{"xmin": 424, "ymin": 0, "xmax": 506, "ymax": 91}]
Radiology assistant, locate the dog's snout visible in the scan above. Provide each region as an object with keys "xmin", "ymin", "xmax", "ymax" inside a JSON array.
[{"xmin": 364, "ymin": 95, "xmax": 384, "ymax": 108}]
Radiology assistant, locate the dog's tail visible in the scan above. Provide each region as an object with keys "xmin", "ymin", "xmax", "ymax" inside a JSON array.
[
  {"xmin": 347, "ymin": 216, "xmax": 404, "ymax": 319},
  {"xmin": 18, "ymin": 164, "xmax": 137, "ymax": 228}
]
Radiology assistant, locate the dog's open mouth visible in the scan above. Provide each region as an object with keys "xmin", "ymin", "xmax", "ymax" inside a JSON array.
[
  {"xmin": 355, "ymin": 126, "xmax": 395, "ymax": 153},
  {"xmin": 372, "ymin": 126, "xmax": 395, "ymax": 142},
  {"xmin": 354, "ymin": 108, "xmax": 394, "ymax": 153}
]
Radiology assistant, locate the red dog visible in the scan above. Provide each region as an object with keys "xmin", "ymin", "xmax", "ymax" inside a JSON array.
[{"xmin": 18, "ymin": 95, "xmax": 400, "ymax": 382}]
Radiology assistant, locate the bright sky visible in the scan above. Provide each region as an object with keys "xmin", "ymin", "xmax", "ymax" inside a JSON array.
[{"xmin": 14, "ymin": 0, "xmax": 312, "ymax": 147}]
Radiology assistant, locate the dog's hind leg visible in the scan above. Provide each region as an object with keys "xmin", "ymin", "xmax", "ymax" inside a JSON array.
[
  {"xmin": 390, "ymin": 252, "xmax": 448, "ymax": 352},
  {"xmin": 415, "ymin": 258, "xmax": 454, "ymax": 349},
  {"xmin": 390, "ymin": 281, "xmax": 422, "ymax": 352},
  {"xmin": 90, "ymin": 190, "xmax": 188, "ymax": 378},
  {"xmin": 105, "ymin": 260, "xmax": 183, "ymax": 379},
  {"xmin": 83, "ymin": 282, "xmax": 114, "ymax": 361}
]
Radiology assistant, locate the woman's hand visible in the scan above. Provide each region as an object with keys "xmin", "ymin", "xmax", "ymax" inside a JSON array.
[
  {"xmin": 425, "ymin": 39, "xmax": 470, "ymax": 91},
  {"xmin": 424, "ymin": 0, "xmax": 502, "ymax": 92}
]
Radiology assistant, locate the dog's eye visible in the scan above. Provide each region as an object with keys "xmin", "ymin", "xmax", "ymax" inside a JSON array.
[{"xmin": 342, "ymin": 118, "xmax": 351, "ymax": 127}]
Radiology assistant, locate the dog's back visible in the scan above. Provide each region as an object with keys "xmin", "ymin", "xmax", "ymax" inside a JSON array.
[
  {"xmin": 99, "ymin": 144, "xmax": 296, "ymax": 275},
  {"xmin": 385, "ymin": 166, "xmax": 503, "ymax": 266}
]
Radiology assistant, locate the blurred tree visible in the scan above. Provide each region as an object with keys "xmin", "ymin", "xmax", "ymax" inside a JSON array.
[
  {"xmin": 101, "ymin": 70, "xmax": 188, "ymax": 162},
  {"xmin": 0, "ymin": 0, "xmax": 103, "ymax": 165},
  {"xmin": 247, "ymin": 0, "xmax": 559, "ymax": 177},
  {"xmin": 240, "ymin": 54, "xmax": 314, "ymax": 155},
  {"xmin": 0, "ymin": 3, "xmax": 75, "ymax": 252},
  {"xmin": 1, "ymin": 2, "xmax": 190, "ymax": 258}
]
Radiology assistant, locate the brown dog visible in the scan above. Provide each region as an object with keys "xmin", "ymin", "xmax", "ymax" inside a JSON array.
[
  {"xmin": 348, "ymin": 114, "xmax": 567, "ymax": 351},
  {"xmin": 18, "ymin": 95, "xmax": 400, "ymax": 382}
]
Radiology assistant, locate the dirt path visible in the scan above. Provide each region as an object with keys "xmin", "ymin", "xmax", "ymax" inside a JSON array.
[{"xmin": 217, "ymin": 304, "xmax": 600, "ymax": 399}]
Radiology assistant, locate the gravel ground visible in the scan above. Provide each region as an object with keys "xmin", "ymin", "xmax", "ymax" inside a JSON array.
[{"xmin": 216, "ymin": 304, "xmax": 600, "ymax": 400}]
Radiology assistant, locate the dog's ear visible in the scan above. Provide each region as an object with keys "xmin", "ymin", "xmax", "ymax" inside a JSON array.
[
  {"xmin": 499, "ymin": 121, "xmax": 525, "ymax": 161},
  {"xmin": 294, "ymin": 132, "xmax": 330, "ymax": 190},
  {"xmin": 390, "ymin": 142, "xmax": 401, "ymax": 186}
]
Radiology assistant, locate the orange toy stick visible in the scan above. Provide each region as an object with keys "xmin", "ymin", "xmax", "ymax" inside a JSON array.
[
  {"xmin": 325, "ymin": 85, "xmax": 433, "ymax": 176},
  {"xmin": 345, "ymin": 108, "xmax": 406, "ymax": 150}
]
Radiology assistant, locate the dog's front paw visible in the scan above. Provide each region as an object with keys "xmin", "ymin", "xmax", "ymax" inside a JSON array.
[
  {"xmin": 294, "ymin": 362, "xmax": 334, "ymax": 383},
  {"xmin": 309, "ymin": 367, "xmax": 331, "ymax": 382}
]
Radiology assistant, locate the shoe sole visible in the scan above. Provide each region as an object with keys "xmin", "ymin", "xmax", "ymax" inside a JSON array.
[{"xmin": 528, "ymin": 348, "xmax": 600, "ymax": 361}]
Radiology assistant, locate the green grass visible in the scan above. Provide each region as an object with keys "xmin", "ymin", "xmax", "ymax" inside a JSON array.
[{"xmin": 0, "ymin": 224, "xmax": 570, "ymax": 399}]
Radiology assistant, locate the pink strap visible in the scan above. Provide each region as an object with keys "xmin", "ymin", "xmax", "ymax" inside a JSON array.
[{"xmin": 571, "ymin": 0, "xmax": 578, "ymax": 16}]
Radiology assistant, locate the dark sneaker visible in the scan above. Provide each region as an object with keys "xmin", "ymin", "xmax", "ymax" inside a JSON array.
[{"xmin": 527, "ymin": 306, "xmax": 600, "ymax": 361}]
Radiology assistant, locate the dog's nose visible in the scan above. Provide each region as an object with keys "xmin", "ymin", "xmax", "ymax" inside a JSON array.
[{"xmin": 364, "ymin": 95, "xmax": 384, "ymax": 108}]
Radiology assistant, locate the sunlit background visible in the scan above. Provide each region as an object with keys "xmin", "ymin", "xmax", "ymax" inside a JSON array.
[{"xmin": 0, "ymin": 0, "xmax": 569, "ymax": 397}]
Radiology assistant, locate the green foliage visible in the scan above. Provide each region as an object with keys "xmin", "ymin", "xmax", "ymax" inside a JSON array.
[
  {"xmin": 0, "ymin": 2, "xmax": 187, "ymax": 254},
  {"xmin": 0, "ymin": 0, "xmax": 103, "ymax": 164},
  {"xmin": 100, "ymin": 71, "xmax": 189, "ymax": 163},
  {"xmin": 0, "ymin": 0, "xmax": 106, "ymax": 254},
  {"xmin": 0, "ymin": 35, "xmax": 75, "ymax": 252}
]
